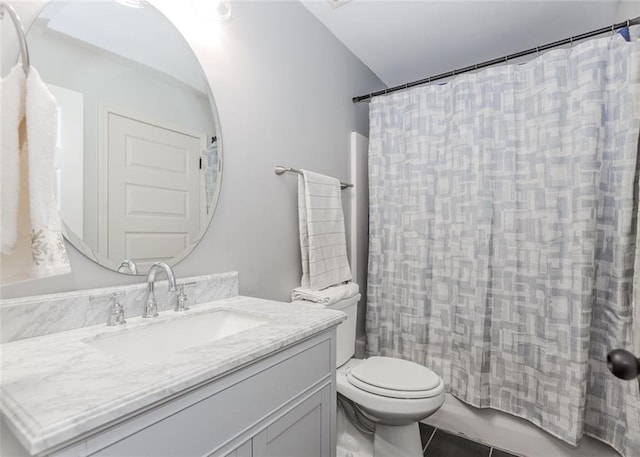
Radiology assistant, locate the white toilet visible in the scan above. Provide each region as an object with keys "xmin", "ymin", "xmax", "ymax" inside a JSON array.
[{"xmin": 310, "ymin": 293, "xmax": 445, "ymax": 457}]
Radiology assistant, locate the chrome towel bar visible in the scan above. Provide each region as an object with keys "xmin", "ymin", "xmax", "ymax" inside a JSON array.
[{"xmin": 274, "ymin": 166, "xmax": 353, "ymax": 189}]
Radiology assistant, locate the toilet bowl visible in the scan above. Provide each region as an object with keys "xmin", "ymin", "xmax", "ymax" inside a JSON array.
[
  {"xmin": 336, "ymin": 357, "xmax": 445, "ymax": 457},
  {"xmin": 338, "ymin": 357, "xmax": 445, "ymax": 425},
  {"xmin": 294, "ymin": 292, "xmax": 445, "ymax": 457}
]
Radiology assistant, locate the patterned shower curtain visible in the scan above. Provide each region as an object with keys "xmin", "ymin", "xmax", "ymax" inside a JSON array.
[{"xmin": 366, "ymin": 31, "xmax": 640, "ymax": 456}]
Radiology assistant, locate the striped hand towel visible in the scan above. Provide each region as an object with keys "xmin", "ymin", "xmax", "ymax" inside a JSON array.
[{"xmin": 298, "ymin": 170, "xmax": 352, "ymax": 290}]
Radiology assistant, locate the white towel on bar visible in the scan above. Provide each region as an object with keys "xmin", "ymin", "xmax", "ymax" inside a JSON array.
[
  {"xmin": 1, "ymin": 65, "xmax": 25, "ymax": 254},
  {"xmin": 298, "ymin": 170, "xmax": 352, "ymax": 290},
  {"xmin": 292, "ymin": 282, "xmax": 359, "ymax": 305},
  {"xmin": 0, "ymin": 65, "xmax": 71, "ymax": 285}
]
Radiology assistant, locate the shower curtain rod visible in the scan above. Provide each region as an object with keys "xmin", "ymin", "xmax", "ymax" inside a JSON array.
[{"xmin": 353, "ymin": 16, "xmax": 640, "ymax": 103}]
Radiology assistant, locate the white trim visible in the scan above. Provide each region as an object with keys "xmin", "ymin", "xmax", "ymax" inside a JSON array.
[
  {"xmin": 97, "ymin": 102, "xmax": 109, "ymax": 257},
  {"xmin": 350, "ymin": 132, "xmax": 358, "ymax": 279},
  {"xmin": 349, "ymin": 131, "xmax": 368, "ymax": 284},
  {"xmin": 423, "ymin": 394, "xmax": 618, "ymax": 457}
]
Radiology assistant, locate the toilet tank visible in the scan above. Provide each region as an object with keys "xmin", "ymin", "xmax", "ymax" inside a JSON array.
[{"xmin": 326, "ymin": 293, "xmax": 360, "ymax": 367}]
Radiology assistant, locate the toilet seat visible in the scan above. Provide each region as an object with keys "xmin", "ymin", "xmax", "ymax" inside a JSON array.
[{"xmin": 347, "ymin": 356, "xmax": 442, "ymax": 399}]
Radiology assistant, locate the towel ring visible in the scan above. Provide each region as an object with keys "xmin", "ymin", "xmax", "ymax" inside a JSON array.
[{"xmin": 0, "ymin": 2, "xmax": 30, "ymax": 75}]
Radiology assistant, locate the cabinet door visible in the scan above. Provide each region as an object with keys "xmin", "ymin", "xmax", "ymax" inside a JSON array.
[
  {"xmin": 224, "ymin": 441, "xmax": 251, "ymax": 457},
  {"xmin": 253, "ymin": 386, "xmax": 331, "ymax": 457}
]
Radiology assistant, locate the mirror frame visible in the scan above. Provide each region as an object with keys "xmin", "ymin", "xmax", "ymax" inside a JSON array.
[{"xmin": 27, "ymin": 0, "xmax": 223, "ymax": 275}]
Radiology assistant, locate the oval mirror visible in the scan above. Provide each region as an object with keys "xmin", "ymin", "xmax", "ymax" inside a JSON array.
[{"xmin": 26, "ymin": 0, "xmax": 222, "ymax": 275}]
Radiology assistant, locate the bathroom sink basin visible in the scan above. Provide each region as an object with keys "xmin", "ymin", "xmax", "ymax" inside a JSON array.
[{"xmin": 87, "ymin": 309, "xmax": 268, "ymax": 364}]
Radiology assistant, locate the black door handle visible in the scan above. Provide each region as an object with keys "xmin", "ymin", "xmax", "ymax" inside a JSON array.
[{"xmin": 607, "ymin": 349, "xmax": 640, "ymax": 380}]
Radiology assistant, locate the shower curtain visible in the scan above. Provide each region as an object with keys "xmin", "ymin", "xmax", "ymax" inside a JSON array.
[{"xmin": 366, "ymin": 31, "xmax": 640, "ymax": 455}]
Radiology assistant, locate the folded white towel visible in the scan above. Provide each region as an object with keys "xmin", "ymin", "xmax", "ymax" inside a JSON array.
[
  {"xmin": 0, "ymin": 66, "xmax": 71, "ymax": 285},
  {"xmin": 298, "ymin": 170, "xmax": 352, "ymax": 291},
  {"xmin": 292, "ymin": 282, "xmax": 359, "ymax": 306},
  {"xmin": 1, "ymin": 65, "xmax": 25, "ymax": 254}
]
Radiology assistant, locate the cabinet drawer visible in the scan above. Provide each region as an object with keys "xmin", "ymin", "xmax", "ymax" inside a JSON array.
[{"xmin": 90, "ymin": 336, "xmax": 332, "ymax": 457}]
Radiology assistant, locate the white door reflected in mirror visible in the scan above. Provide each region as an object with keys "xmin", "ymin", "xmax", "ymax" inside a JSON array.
[{"xmin": 104, "ymin": 110, "xmax": 204, "ymax": 272}]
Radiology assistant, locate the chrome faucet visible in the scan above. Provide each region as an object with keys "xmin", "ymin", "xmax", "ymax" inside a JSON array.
[
  {"xmin": 117, "ymin": 259, "xmax": 138, "ymax": 275},
  {"xmin": 144, "ymin": 262, "xmax": 177, "ymax": 318}
]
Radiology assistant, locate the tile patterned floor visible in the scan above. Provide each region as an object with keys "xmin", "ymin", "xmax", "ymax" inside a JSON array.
[{"xmin": 420, "ymin": 423, "xmax": 519, "ymax": 457}]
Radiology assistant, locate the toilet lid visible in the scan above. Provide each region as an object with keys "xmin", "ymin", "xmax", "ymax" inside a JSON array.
[{"xmin": 347, "ymin": 357, "xmax": 441, "ymax": 399}]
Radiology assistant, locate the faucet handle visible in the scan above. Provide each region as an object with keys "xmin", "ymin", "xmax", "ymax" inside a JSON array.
[
  {"xmin": 175, "ymin": 281, "xmax": 197, "ymax": 312},
  {"xmin": 110, "ymin": 293, "xmax": 126, "ymax": 326},
  {"xmin": 117, "ymin": 259, "xmax": 138, "ymax": 275},
  {"xmin": 91, "ymin": 291, "xmax": 126, "ymax": 326}
]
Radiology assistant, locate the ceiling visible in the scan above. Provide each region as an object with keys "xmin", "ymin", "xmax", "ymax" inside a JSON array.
[{"xmin": 300, "ymin": 0, "xmax": 628, "ymax": 89}]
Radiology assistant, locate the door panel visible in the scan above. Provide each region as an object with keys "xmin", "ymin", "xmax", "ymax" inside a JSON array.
[
  {"xmin": 253, "ymin": 386, "xmax": 331, "ymax": 457},
  {"xmin": 106, "ymin": 113, "xmax": 201, "ymax": 270}
]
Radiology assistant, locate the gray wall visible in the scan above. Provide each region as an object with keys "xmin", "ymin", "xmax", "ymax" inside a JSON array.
[
  {"xmin": 615, "ymin": 1, "xmax": 640, "ymax": 21},
  {"xmin": 0, "ymin": 1, "xmax": 383, "ymax": 312}
]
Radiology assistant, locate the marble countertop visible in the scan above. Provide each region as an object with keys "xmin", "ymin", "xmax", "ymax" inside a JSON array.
[{"xmin": 0, "ymin": 296, "xmax": 345, "ymax": 455}]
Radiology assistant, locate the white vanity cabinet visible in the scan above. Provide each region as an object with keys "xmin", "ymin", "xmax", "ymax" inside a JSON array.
[{"xmin": 4, "ymin": 329, "xmax": 337, "ymax": 457}]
